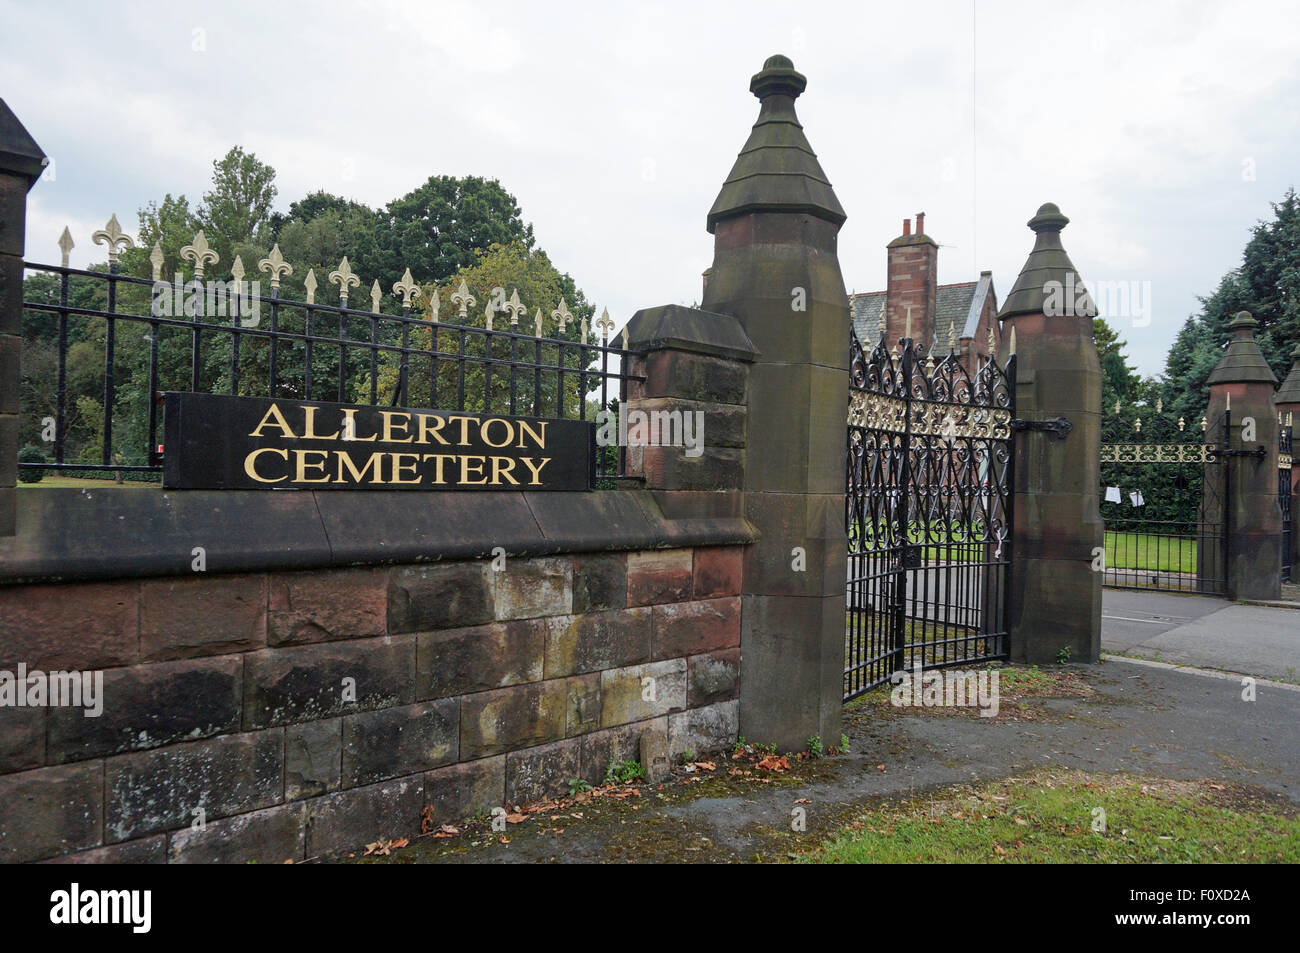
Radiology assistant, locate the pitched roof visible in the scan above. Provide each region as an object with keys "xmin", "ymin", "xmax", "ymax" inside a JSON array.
[
  {"xmin": 849, "ymin": 291, "xmax": 886, "ymax": 343},
  {"xmin": 848, "ymin": 277, "xmax": 995, "ymax": 351}
]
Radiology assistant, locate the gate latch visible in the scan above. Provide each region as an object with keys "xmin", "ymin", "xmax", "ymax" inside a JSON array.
[
  {"xmin": 900, "ymin": 545, "xmax": 923, "ymax": 570},
  {"xmin": 1010, "ymin": 416, "xmax": 1073, "ymax": 440}
]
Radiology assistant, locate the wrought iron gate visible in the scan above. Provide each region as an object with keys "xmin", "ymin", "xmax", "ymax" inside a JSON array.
[
  {"xmin": 843, "ymin": 329, "xmax": 1015, "ymax": 701},
  {"xmin": 1282, "ymin": 419, "xmax": 1293, "ymax": 583},
  {"xmin": 1100, "ymin": 402, "xmax": 1225, "ymax": 595}
]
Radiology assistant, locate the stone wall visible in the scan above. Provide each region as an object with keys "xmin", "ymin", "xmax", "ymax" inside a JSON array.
[{"xmin": 0, "ymin": 545, "xmax": 743, "ymax": 863}]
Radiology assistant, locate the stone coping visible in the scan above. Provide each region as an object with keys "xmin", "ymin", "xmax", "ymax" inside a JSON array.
[{"xmin": 0, "ymin": 488, "xmax": 756, "ymax": 585}]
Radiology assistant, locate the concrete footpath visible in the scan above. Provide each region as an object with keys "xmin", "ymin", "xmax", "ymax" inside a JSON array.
[{"xmin": 1102, "ymin": 588, "xmax": 1300, "ymax": 683}]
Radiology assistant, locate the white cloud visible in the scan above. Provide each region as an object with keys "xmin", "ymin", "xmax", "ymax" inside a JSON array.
[{"xmin": 3, "ymin": 0, "xmax": 1296, "ymax": 372}]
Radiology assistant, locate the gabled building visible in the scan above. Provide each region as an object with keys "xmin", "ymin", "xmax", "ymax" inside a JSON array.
[{"xmin": 849, "ymin": 214, "xmax": 1001, "ymax": 377}]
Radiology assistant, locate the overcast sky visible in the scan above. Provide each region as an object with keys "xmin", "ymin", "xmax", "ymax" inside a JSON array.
[{"xmin": 3, "ymin": 0, "xmax": 1296, "ymax": 376}]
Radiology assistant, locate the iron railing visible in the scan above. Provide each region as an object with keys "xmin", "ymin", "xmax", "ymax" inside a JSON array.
[
  {"xmin": 1100, "ymin": 401, "xmax": 1224, "ymax": 594},
  {"xmin": 18, "ymin": 224, "xmax": 640, "ymax": 485}
]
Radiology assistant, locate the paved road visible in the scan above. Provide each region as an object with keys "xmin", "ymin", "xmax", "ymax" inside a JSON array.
[{"xmin": 1102, "ymin": 588, "xmax": 1300, "ymax": 682}]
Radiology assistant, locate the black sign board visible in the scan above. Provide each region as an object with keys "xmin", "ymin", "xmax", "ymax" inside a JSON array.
[{"xmin": 162, "ymin": 393, "xmax": 595, "ymax": 491}]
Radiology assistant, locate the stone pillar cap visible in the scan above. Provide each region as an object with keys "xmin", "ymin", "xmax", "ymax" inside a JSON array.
[
  {"xmin": 1207, "ymin": 310, "xmax": 1278, "ymax": 386},
  {"xmin": 998, "ymin": 202, "xmax": 1093, "ymax": 320},
  {"xmin": 0, "ymin": 98, "xmax": 47, "ymax": 187},
  {"xmin": 706, "ymin": 55, "xmax": 846, "ymax": 234},
  {"xmin": 1275, "ymin": 341, "xmax": 1300, "ymax": 404}
]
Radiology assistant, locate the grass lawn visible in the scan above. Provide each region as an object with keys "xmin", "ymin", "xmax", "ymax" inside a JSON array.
[
  {"xmin": 1105, "ymin": 530, "xmax": 1197, "ymax": 573},
  {"xmin": 796, "ymin": 769, "xmax": 1299, "ymax": 863},
  {"xmin": 17, "ymin": 475, "xmax": 156, "ymax": 489}
]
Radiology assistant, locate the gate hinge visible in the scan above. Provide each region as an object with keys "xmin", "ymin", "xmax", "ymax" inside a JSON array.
[
  {"xmin": 1010, "ymin": 416, "xmax": 1073, "ymax": 439},
  {"xmin": 1207, "ymin": 445, "xmax": 1267, "ymax": 459}
]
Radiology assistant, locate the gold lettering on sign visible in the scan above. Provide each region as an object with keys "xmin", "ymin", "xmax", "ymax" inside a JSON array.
[
  {"xmin": 390, "ymin": 452, "xmax": 422, "ymax": 484},
  {"xmin": 517, "ymin": 420, "xmax": 547, "ymax": 449},
  {"xmin": 339, "ymin": 408, "xmax": 377, "ymax": 441},
  {"xmin": 481, "ymin": 418, "xmax": 513, "ymax": 448},
  {"xmin": 244, "ymin": 448, "xmax": 289, "ymax": 482},
  {"xmin": 416, "ymin": 414, "xmax": 450, "ymax": 445},
  {"xmin": 249, "ymin": 403, "xmax": 296, "ymax": 438},
  {"xmin": 294, "ymin": 449, "xmax": 332, "ymax": 483},
  {"xmin": 302, "ymin": 405, "xmax": 339, "ymax": 440},
  {"xmin": 491, "ymin": 456, "xmax": 518, "ymax": 484},
  {"xmin": 461, "ymin": 455, "xmax": 488, "ymax": 485},
  {"xmin": 520, "ymin": 457, "xmax": 550, "ymax": 484},
  {"xmin": 336, "ymin": 451, "xmax": 387, "ymax": 484},
  {"xmin": 381, "ymin": 411, "xmax": 414, "ymax": 443}
]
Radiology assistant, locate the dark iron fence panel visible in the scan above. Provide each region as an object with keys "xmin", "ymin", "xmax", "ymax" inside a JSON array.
[
  {"xmin": 1099, "ymin": 401, "xmax": 1225, "ymax": 595},
  {"xmin": 844, "ymin": 327, "xmax": 1015, "ymax": 702},
  {"xmin": 18, "ymin": 225, "xmax": 641, "ymax": 486}
]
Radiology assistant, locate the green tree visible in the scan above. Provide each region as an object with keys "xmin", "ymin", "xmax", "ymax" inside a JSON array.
[
  {"xmin": 198, "ymin": 146, "xmax": 278, "ymax": 255},
  {"xmin": 375, "ymin": 241, "xmax": 593, "ymax": 415},
  {"xmin": 376, "ymin": 176, "xmax": 535, "ymax": 290}
]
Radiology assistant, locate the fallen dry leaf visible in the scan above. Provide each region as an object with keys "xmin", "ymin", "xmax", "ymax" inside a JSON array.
[
  {"xmin": 693, "ymin": 761, "xmax": 716, "ymax": 772},
  {"xmin": 505, "ymin": 813, "xmax": 527, "ymax": 824}
]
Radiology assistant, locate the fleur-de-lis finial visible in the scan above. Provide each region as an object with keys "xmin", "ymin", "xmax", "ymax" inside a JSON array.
[
  {"xmin": 1178, "ymin": 416, "xmax": 1186, "ymax": 431},
  {"xmin": 230, "ymin": 255, "xmax": 245, "ymax": 294},
  {"xmin": 533, "ymin": 308, "xmax": 544, "ymax": 337},
  {"xmin": 179, "ymin": 229, "xmax": 218, "ymax": 279},
  {"xmin": 987, "ymin": 326, "xmax": 997, "ymax": 358},
  {"xmin": 484, "ymin": 295, "xmax": 497, "ymax": 331},
  {"xmin": 451, "ymin": 280, "xmax": 475, "ymax": 319},
  {"xmin": 504, "ymin": 289, "xmax": 526, "ymax": 327},
  {"xmin": 595, "ymin": 307, "xmax": 615, "ymax": 340},
  {"xmin": 428, "ymin": 289, "xmax": 440, "ymax": 322},
  {"xmin": 1135, "ymin": 418, "xmax": 1142, "ymax": 433},
  {"xmin": 149, "ymin": 241, "xmax": 164, "ymax": 282},
  {"xmin": 304, "ymin": 268, "xmax": 317, "ymax": 304},
  {"xmin": 370, "ymin": 279, "xmax": 381, "ymax": 313},
  {"xmin": 92, "ymin": 213, "xmax": 135, "ymax": 266},
  {"xmin": 329, "ymin": 257, "xmax": 360, "ymax": 303},
  {"xmin": 392, "ymin": 267, "xmax": 420, "ymax": 310},
  {"xmin": 58, "ymin": 227, "xmax": 74, "ymax": 268},
  {"xmin": 1008, "ymin": 326, "xmax": 1017, "ymax": 357},
  {"xmin": 258, "ymin": 243, "xmax": 292, "ymax": 290},
  {"xmin": 1201, "ymin": 415, "xmax": 1208, "ymax": 432},
  {"xmin": 552, "ymin": 298, "xmax": 573, "ymax": 334},
  {"xmin": 581, "ymin": 316, "xmax": 589, "ymax": 344}
]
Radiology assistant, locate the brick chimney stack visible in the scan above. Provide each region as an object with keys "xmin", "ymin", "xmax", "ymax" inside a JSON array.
[{"xmin": 885, "ymin": 213, "xmax": 938, "ymax": 349}]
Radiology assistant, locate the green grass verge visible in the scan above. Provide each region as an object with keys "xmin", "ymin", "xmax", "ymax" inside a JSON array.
[
  {"xmin": 1105, "ymin": 531, "xmax": 1197, "ymax": 573},
  {"xmin": 797, "ymin": 770, "xmax": 1299, "ymax": 863}
]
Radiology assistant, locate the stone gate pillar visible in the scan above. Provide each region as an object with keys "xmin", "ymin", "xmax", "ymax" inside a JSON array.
[
  {"xmin": 1276, "ymin": 345, "xmax": 1300, "ymax": 576},
  {"xmin": 0, "ymin": 101, "xmax": 48, "ymax": 537},
  {"xmin": 999, "ymin": 204, "xmax": 1102, "ymax": 664},
  {"xmin": 1205, "ymin": 312, "xmax": 1281, "ymax": 601},
  {"xmin": 700, "ymin": 55, "xmax": 848, "ymax": 751}
]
